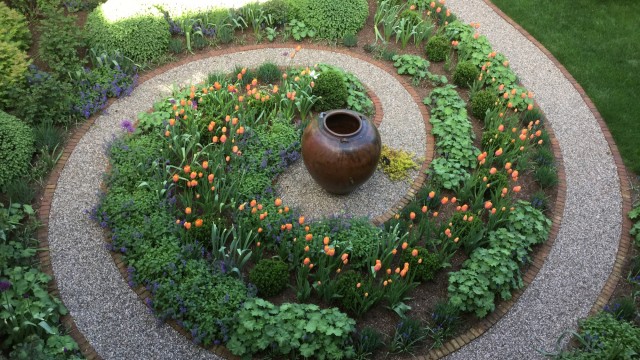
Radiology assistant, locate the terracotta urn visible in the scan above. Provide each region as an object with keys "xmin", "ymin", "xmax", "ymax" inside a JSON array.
[{"xmin": 301, "ymin": 109, "xmax": 381, "ymax": 195}]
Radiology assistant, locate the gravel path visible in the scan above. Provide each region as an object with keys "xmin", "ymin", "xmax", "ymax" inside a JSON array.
[
  {"xmin": 47, "ymin": 4, "xmax": 624, "ymax": 358},
  {"xmin": 48, "ymin": 48, "xmax": 424, "ymax": 360},
  {"xmin": 444, "ymin": 1, "xmax": 622, "ymax": 358}
]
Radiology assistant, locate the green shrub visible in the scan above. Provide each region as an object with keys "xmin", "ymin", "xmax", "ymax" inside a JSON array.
[
  {"xmin": 0, "ymin": 41, "xmax": 30, "ymax": 109},
  {"xmin": 313, "ymin": 69, "xmax": 348, "ymax": 112},
  {"xmin": 425, "ymin": 35, "xmax": 449, "ymax": 62},
  {"xmin": 335, "ymin": 270, "xmax": 365, "ymax": 308},
  {"xmin": 557, "ymin": 312, "xmax": 640, "ymax": 359},
  {"xmin": 38, "ymin": 9, "xmax": 85, "ymax": 74},
  {"xmin": 249, "ymin": 259, "xmax": 289, "ymax": 297},
  {"xmin": 227, "ymin": 298, "xmax": 356, "ymax": 359},
  {"xmin": 263, "ymin": 0, "xmax": 289, "ymax": 25},
  {"xmin": 342, "ymin": 32, "xmax": 358, "ymax": 47},
  {"xmin": 85, "ymin": 2, "xmax": 170, "ymax": 64},
  {"xmin": 400, "ymin": 246, "xmax": 441, "ymax": 282},
  {"xmin": 11, "ymin": 68, "xmax": 76, "ymax": 126},
  {"xmin": 453, "ymin": 60, "xmax": 479, "ymax": 88},
  {"xmin": 0, "ymin": 2, "xmax": 31, "ymax": 50},
  {"xmin": 297, "ymin": 0, "xmax": 369, "ymax": 39},
  {"xmin": 257, "ymin": 62, "xmax": 281, "ymax": 84},
  {"xmin": 470, "ymin": 89, "xmax": 497, "ymax": 120},
  {"xmin": 0, "ymin": 111, "xmax": 34, "ymax": 189}
]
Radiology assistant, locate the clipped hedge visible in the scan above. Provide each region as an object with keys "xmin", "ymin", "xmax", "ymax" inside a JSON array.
[
  {"xmin": 295, "ymin": 0, "xmax": 368, "ymax": 39},
  {"xmin": 0, "ymin": 2, "xmax": 31, "ymax": 50},
  {"xmin": 0, "ymin": 110, "xmax": 34, "ymax": 189},
  {"xmin": 85, "ymin": 1, "xmax": 170, "ymax": 64}
]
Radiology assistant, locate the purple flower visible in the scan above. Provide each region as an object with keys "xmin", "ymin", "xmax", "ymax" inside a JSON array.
[
  {"xmin": 121, "ymin": 119, "xmax": 135, "ymax": 133},
  {"xmin": 0, "ymin": 281, "xmax": 11, "ymax": 292}
]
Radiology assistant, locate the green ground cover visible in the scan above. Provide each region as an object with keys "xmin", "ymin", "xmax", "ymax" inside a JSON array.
[{"xmin": 491, "ymin": 0, "xmax": 640, "ymax": 174}]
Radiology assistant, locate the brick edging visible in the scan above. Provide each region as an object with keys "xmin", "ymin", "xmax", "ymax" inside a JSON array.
[{"xmin": 483, "ymin": 0, "xmax": 634, "ymax": 318}]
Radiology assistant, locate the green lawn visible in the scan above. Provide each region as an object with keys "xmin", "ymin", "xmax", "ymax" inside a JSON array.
[{"xmin": 491, "ymin": 0, "xmax": 640, "ymax": 174}]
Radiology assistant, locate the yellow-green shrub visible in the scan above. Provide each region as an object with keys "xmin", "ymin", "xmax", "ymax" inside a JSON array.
[
  {"xmin": 0, "ymin": 2, "xmax": 31, "ymax": 50},
  {"xmin": 0, "ymin": 41, "xmax": 30, "ymax": 109}
]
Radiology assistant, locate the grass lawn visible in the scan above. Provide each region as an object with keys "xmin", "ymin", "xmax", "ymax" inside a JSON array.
[{"xmin": 491, "ymin": 0, "xmax": 640, "ymax": 175}]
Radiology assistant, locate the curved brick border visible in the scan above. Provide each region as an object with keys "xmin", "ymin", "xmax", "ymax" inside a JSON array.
[{"xmin": 483, "ymin": 0, "xmax": 633, "ymax": 319}]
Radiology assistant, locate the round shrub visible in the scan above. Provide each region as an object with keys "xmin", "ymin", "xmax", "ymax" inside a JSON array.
[
  {"xmin": 453, "ymin": 61, "xmax": 479, "ymax": 88},
  {"xmin": 0, "ymin": 111, "xmax": 34, "ymax": 189},
  {"xmin": 400, "ymin": 247, "xmax": 441, "ymax": 282},
  {"xmin": 257, "ymin": 62, "xmax": 281, "ymax": 84},
  {"xmin": 0, "ymin": 2, "xmax": 31, "ymax": 50},
  {"xmin": 335, "ymin": 270, "xmax": 365, "ymax": 309},
  {"xmin": 425, "ymin": 35, "xmax": 449, "ymax": 62},
  {"xmin": 471, "ymin": 90, "xmax": 497, "ymax": 121},
  {"xmin": 342, "ymin": 32, "xmax": 358, "ymax": 48},
  {"xmin": 85, "ymin": 1, "xmax": 170, "ymax": 64},
  {"xmin": 0, "ymin": 41, "xmax": 30, "ymax": 108},
  {"xmin": 297, "ymin": 0, "xmax": 368, "ymax": 39},
  {"xmin": 249, "ymin": 259, "xmax": 289, "ymax": 297},
  {"xmin": 313, "ymin": 69, "xmax": 348, "ymax": 112}
]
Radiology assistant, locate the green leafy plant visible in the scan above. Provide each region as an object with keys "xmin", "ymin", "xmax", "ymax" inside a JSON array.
[
  {"xmin": 227, "ymin": 298, "xmax": 356, "ymax": 359},
  {"xmin": 392, "ymin": 54, "xmax": 430, "ymax": 84},
  {"xmin": 0, "ymin": 110, "xmax": 34, "ymax": 190},
  {"xmin": 37, "ymin": 9, "xmax": 85, "ymax": 74},
  {"xmin": 296, "ymin": 0, "xmax": 368, "ymax": 39},
  {"xmin": 429, "ymin": 300, "xmax": 461, "ymax": 348},
  {"xmin": 248, "ymin": 259, "xmax": 289, "ymax": 297},
  {"xmin": 425, "ymin": 35, "xmax": 450, "ymax": 62},
  {"xmin": 288, "ymin": 19, "xmax": 315, "ymax": 41}
]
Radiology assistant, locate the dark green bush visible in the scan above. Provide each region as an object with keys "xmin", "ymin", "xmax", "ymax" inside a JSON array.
[
  {"xmin": 453, "ymin": 60, "xmax": 479, "ymax": 88},
  {"xmin": 0, "ymin": 41, "xmax": 30, "ymax": 109},
  {"xmin": 296, "ymin": 0, "xmax": 368, "ymax": 39},
  {"xmin": 335, "ymin": 270, "xmax": 365, "ymax": 309},
  {"xmin": 168, "ymin": 37, "xmax": 185, "ymax": 54},
  {"xmin": 342, "ymin": 32, "xmax": 358, "ymax": 47},
  {"xmin": 425, "ymin": 35, "xmax": 449, "ymax": 62},
  {"xmin": 400, "ymin": 246, "xmax": 441, "ymax": 282},
  {"xmin": 11, "ymin": 67, "xmax": 76, "ymax": 126},
  {"xmin": 313, "ymin": 69, "xmax": 349, "ymax": 112},
  {"xmin": 534, "ymin": 165, "xmax": 558, "ymax": 189},
  {"xmin": 263, "ymin": 0, "xmax": 290, "ymax": 26},
  {"xmin": 249, "ymin": 259, "xmax": 289, "ymax": 297},
  {"xmin": 0, "ymin": 2, "xmax": 31, "ymax": 50},
  {"xmin": 85, "ymin": 2, "xmax": 170, "ymax": 64},
  {"xmin": 38, "ymin": 9, "xmax": 85, "ymax": 74},
  {"xmin": 257, "ymin": 62, "xmax": 281, "ymax": 84},
  {"xmin": 470, "ymin": 89, "xmax": 497, "ymax": 120},
  {"xmin": 0, "ymin": 110, "xmax": 34, "ymax": 189}
]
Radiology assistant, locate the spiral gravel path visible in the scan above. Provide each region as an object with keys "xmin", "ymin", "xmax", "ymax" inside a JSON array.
[{"xmin": 42, "ymin": 2, "xmax": 628, "ymax": 359}]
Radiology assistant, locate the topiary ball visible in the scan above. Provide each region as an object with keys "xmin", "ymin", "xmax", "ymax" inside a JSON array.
[
  {"xmin": 425, "ymin": 35, "xmax": 449, "ymax": 62},
  {"xmin": 248, "ymin": 259, "xmax": 289, "ymax": 297},
  {"xmin": 298, "ymin": 0, "xmax": 369, "ymax": 39},
  {"xmin": 0, "ymin": 111, "xmax": 34, "ymax": 189},
  {"xmin": 453, "ymin": 61, "xmax": 479, "ymax": 88},
  {"xmin": 313, "ymin": 69, "xmax": 348, "ymax": 112},
  {"xmin": 400, "ymin": 247, "xmax": 441, "ymax": 282},
  {"xmin": 471, "ymin": 90, "xmax": 497, "ymax": 121}
]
